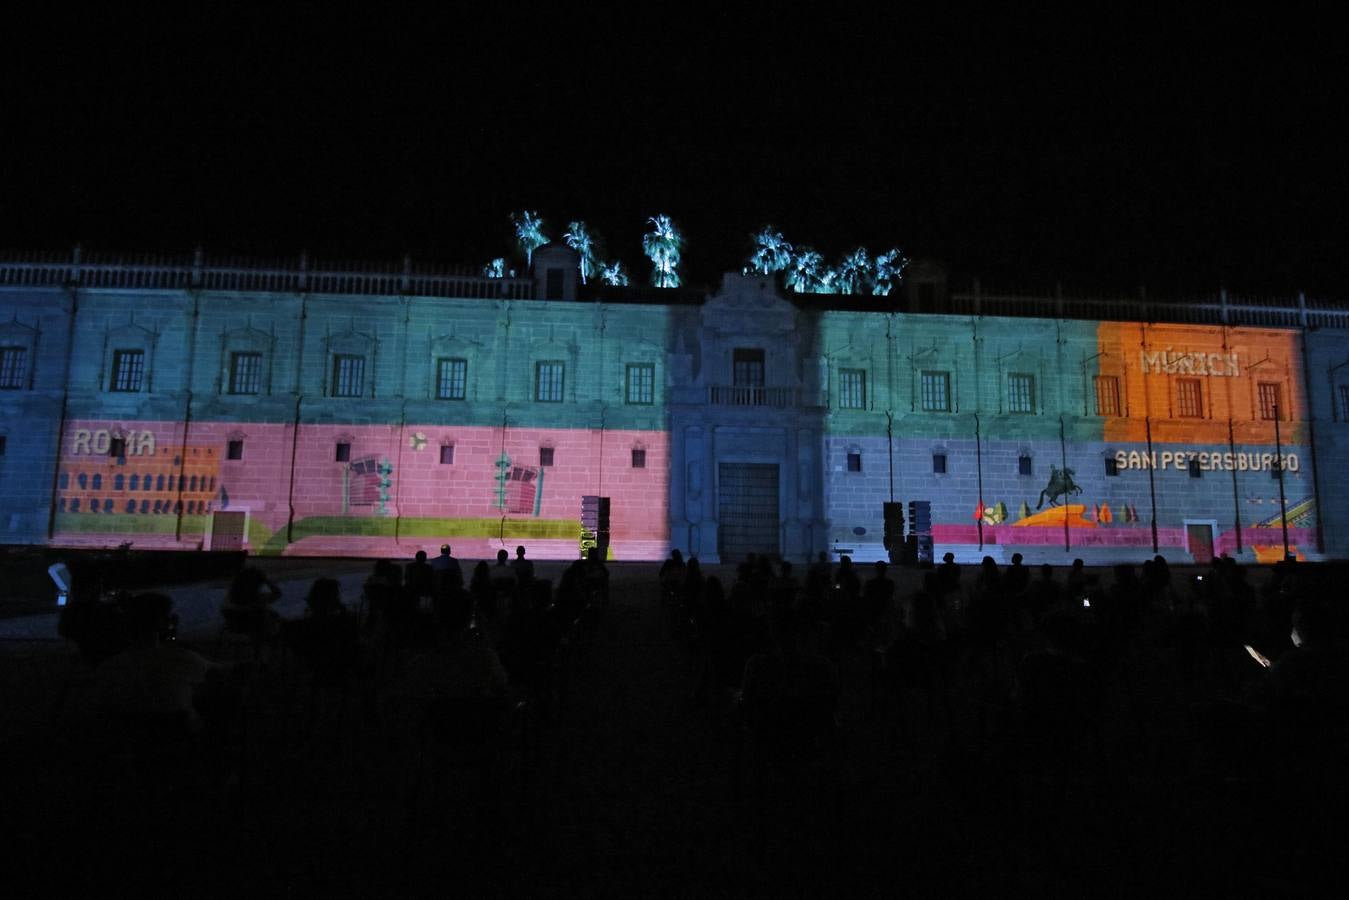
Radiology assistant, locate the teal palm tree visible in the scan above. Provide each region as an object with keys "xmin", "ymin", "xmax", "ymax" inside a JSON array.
[
  {"xmin": 511, "ymin": 210, "xmax": 548, "ymax": 266},
  {"xmin": 599, "ymin": 260, "xmax": 630, "ymax": 286},
  {"xmin": 785, "ymin": 248, "xmax": 823, "ymax": 292},
  {"xmin": 642, "ymin": 214, "xmax": 683, "ymax": 288},
  {"xmin": 872, "ymin": 248, "xmax": 909, "ymax": 295},
  {"xmin": 564, "ymin": 221, "xmax": 601, "ymax": 285},
  {"xmin": 482, "ymin": 258, "xmax": 506, "ymax": 278},
  {"xmin": 747, "ymin": 226, "xmax": 793, "ymax": 275},
  {"xmin": 837, "ymin": 247, "xmax": 872, "ymax": 295}
]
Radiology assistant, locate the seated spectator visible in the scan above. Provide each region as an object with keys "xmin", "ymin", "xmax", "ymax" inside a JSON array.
[
  {"xmin": 400, "ymin": 591, "xmax": 511, "ymax": 704},
  {"xmin": 305, "ymin": 577, "xmax": 348, "ymax": 618},
  {"xmin": 222, "ymin": 565, "xmax": 283, "ymax": 642},
  {"xmin": 85, "ymin": 592, "xmax": 220, "ymax": 732}
]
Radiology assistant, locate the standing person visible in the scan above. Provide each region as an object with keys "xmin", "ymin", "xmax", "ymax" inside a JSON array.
[
  {"xmin": 512, "ymin": 545, "xmax": 535, "ymax": 586},
  {"xmin": 430, "ymin": 544, "xmax": 463, "ymax": 593},
  {"xmin": 406, "ymin": 550, "xmax": 435, "ymax": 607}
]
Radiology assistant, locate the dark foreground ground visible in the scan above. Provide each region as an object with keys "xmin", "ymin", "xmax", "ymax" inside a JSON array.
[{"xmin": 0, "ymin": 560, "xmax": 1343, "ymax": 897}]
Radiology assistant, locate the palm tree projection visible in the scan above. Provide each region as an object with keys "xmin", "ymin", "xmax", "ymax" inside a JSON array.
[
  {"xmin": 747, "ymin": 226, "xmax": 793, "ymax": 275},
  {"xmin": 872, "ymin": 248, "xmax": 909, "ymax": 295},
  {"xmin": 511, "ymin": 210, "xmax": 548, "ymax": 267},
  {"xmin": 785, "ymin": 248, "xmax": 825, "ymax": 293},
  {"xmin": 599, "ymin": 260, "xmax": 630, "ymax": 286},
  {"xmin": 564, "ymin": 221, "xmax": 601, "ymax": 285},
  {"xmin": 837, "ymin": 247, "xmax": 873, "ymax": 295},
  {"xmin": 643, "ymin": 214, "xmax": 683, "ymax": 288},
  {"xmin": 482, "ymin": 257, "xmax": 507, "ymax": 278}
]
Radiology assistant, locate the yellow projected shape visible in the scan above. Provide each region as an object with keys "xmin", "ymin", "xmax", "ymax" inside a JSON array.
[{"xmin": 1013, "ymin": 504, "xmax": 1097, "ymax": 528}]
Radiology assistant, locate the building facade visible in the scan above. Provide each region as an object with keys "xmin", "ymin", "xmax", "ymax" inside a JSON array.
[{"xmin": 2, "ymin": 248, "xmax": 1347, "ymax": 564}]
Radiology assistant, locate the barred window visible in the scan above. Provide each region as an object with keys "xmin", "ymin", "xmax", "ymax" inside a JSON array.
[
  {"xmin": 625, "ymin": 363, "xmax": 655, "ymax": 405},
  {"xmin": 229, "ymin": 352, "xmax": 262, "ymax": 395},
  {"xmin": 920, "ymin": 371, "xmax": 950, "ymax": 412},
  {"xmin": 436, "ymin": 358, "xmax": 467, "ymax": 400},
  {"xmin": 110, "ymin": 350, "xmax": 145, "ymax": 392},
  {"xmin": 0, "ymin": 346, "xmax": 27, "ymax": 389},
  {"xmin": 1176, "ymin": 378, "xmax": 1204, "ymax": 418},
  {"xmin": 1008, "ymin": 373, "xmax": 1035, "ymax": 413},
  {"xmin": 332, "ymin": 354, "xmax": 365, "ymax": 398},
  {"xmin": 839, "ymin": 369, "xmax": 866, "ymax": 409},
  {"xmin": 535, "ymin": 361, "xmax": 564, "ymax": 402},
  {"xmin": 1258, "ymin": 382, "xmax": 1282, "ymax": 421},
  {"xmin": 1094, "ymin": 375, "xmax": 1121, "ymax": 416}
]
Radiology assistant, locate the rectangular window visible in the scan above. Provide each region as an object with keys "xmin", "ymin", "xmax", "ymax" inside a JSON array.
[
  {"xmin": 1094, "ymin": 375, "xmax": 1121, "ymax": 416},
  {"xmin": 109, "ymin": 437, "xmax": 126, "ymax": 458},
  {"xmin": 440, "ymin": 444, "xmax": 455, "ymax": 465},
  {"xmin": 110, "ymin": 349, "xmax": 145, "ymax": 392},
  {"xmin": 847, "ymin": 451, "xmax": 862, "ymax": 472},
  {"xmin": 0, "ymin": 435, "xmax": 6, "ymax": 456},
  {"xmin": 1104, "ymin": 457, "xmax": 1119, "ymax": 476},
  {"xmin": 332, "ymin": 355, "xmax": 365, "ymax": 398},
  {"xmin": 733, "ymin": 348, "xmax": 765, "ymax": 387},
  {"xmin": 839, "ymin": 369, "xmax": 867, "ymax": 409},
  {"xmin": 535, "ymin": 361, "xmax": 565, "ymax": 402},
  {"xmin": 625, "ymin": 363, "xmax": 655, "ymax": 405},
  {"xmin": 0, "ymin": 346, "xmax": 27, "ymax": 390},
  {"xmin": 631, "ymin": 448, "xmax": 646, "ymax": 468},
  {"xmin": 1018, "ymin": 455, "xmax": 1033, "ymax": 476},
  {"xmin": 1189, "ymin": 458, "xmax": 1202, "ymax": 478},
  {"xmin": 920, "ymin": 371, "xmax": 950, "ymax": 412},
  {"xmin": 1008, "ymin": 373, "xmax": 1035, "ymax": 413},
  {"xmin": 335, "ymin": 442, "xmax": 351, "ymax": 463},
  {"xmin": 932, "ymin": 453, "xmax": 947, "ymax": 474},
  {"xmin": 1177, "ymin": 378, "xmax": 1204, "ymax": 418},
  {"xmin": 436, "ymin": 358, "xmax": 467, "ymax": 400},
  {"xmin": 1258, "ymin": 382, "xmax": 1282, "ymax": 421},
  {"xmin": 539, "ymin": 447, "xmax": 555, "ymax": 467},
  {"xmin": 229, "ymin": 352, "xmax": 262, "ymax": 395},
  {"xmin": 545, "ymin": 268, "xmax": 565, "ymax": 300},
  {"xmin": 226, "ymin": 440, "xmax": 244, "ymax": 460},
  {"xmin": 1340, "ymin": 385, "xmax": 1349, "ymax": 421}
]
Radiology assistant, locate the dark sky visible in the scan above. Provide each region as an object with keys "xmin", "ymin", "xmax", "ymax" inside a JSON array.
[{"xmin": 4, "ymin": 6, "xmax": 1347, "ymax": 295}]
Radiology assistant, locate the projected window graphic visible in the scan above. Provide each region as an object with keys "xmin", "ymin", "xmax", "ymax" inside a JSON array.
[
  {"xmin": 536, "ymin": 361, "xmax": 564, "ymax": 402},
  {"xmin": 625, "ymin": 363, "xmax": 655, "ymax": 405},
  {"xmin": 539, "ymin": 446, "xmax": 555, "ymax": 467},
  {"xmin": 1177, "ymin": 378, "xmax": 1204, "ymax": 418},
  {"xmin": 229, "ymin": 352, "xmax": 262, "ymax": 395},
  {"xmin": 111, "ymin": 349, "xmax": 145, "ymax": 392},
  {"xmin": 631, "ymin": 448, "xmax": 646, "ymax": 468},
  {"xmin": 332, "ymin": 355, "xmax": 365, "ymax": 398},
  {"xmin": 1094, "ymin": 375, "xmax": 1121, "ymax": 416},
  {"xmin": 440, "ymin": 444, "xmax": 455, "ymax": 464},
  {"xmin": 436, "ymin": 358, "xmax": 467, "ymax": 400},
  {"xmin": 921, "ymin": 371, "xmax": 950, "ymax": 412},
  {"xmin": 1258, "ymin": 382, "xmax": 1282, "ymax": 420},
  {"xmin": 1018, "ymin": 454, "xmax": 1033, "ymax": 476},
  {"xmin": 335, "ymin": 442, "xmax": 351, "ymax": 463},
  {"xmin": 1008, "ymin": 373, "xmax": 1035, "ymax": 413},
  {"xmin": 840, "ymin": 369, "xmax": 866, "ymax": 409},
  {"xmin": 227, "ymin": 440, "xmax": 243, "ymax": 460},
  {"xmin": 0, "ymin": 346, "xmax": 27, "ymax": 389},
  {"xmin": 932, "ymin": 452, "xmax": 947, "ymax": 474},
  {"xmin": 847, "ymin": 451, "xmax": 862, "ymax": 472}
]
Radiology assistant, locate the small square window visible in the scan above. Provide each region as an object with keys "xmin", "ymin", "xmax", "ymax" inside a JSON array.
[
  {"xmin": 631, "ymin": 448, "xmax": 646, "ymax": 468},
  {"xmin": 226, "ymin": 440, "xmax": 244, "ymax": 460},
  {"xmin": 846, "ymin": 451, "xmax": 862, "ymax": 472},
  {"xmin": 932, "ymin": 453, "xmax": 947, "ymax": 474},
  {"xmin": 109, "ymin": 437, "xmax": 126, "ymax": 458},
  {"xmin": 335, "ymin": 442, "xmax": 351, "ymax": 463},
  {"xmin": 1188, "ymin": 458, "xmax": 1202, "ymax": 478},
  {"xmin": 539, "ymin": 447, "xmax": 555, "ymax": 467},
  {"xmin": 440, "ymin": 444, "xmax": 455, "ymax": 465},
  {"xmin": 1105, "ymin": 457, "xmax": 1119, "ymax": 476},
  {"xmin": 0, "ymin": 435, "xmax": 6, "ymax": 456},
  {"xmin": 1018, "ymin": 455, "xmax": 1033, "ymax": 476}
]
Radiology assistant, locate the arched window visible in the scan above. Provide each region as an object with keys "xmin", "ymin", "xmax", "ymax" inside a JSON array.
[{"xmin": 114, "ymin": 474, "xmax": 124, "ymax": 491}]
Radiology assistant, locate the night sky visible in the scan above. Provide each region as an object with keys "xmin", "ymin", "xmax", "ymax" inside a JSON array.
[{"xmin": 4, "ymin": 7, "xmax": 1347, "ymax": 296}]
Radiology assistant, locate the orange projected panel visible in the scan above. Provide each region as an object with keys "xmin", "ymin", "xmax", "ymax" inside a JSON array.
[{"xmin": 1097, "ymin": 322, "xmax": 1305, "ymax": 445}]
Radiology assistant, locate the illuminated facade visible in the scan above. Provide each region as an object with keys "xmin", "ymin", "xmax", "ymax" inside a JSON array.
[{"xmin": 1, "ymin": 248, "xmax": 1346, "ymax": 564}]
